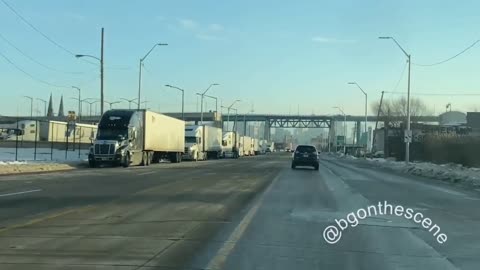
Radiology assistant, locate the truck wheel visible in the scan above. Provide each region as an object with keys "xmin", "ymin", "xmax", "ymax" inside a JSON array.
[
  {"xmin": 141, "ymin": 152, "xmax": 148, "ymax": 166},
  {"xmin": 147, "ymin": 152, "xmax": 152, "ymax": 166},
  {"xmin": 88, "ymin": 160, "xmax": 96, "ymax": 168},
  {"xmin": 169, "ymin": 153, "xmax": 177, "ymax": 163},
  {"xmin": 152, "ymin": 154, "xmax": 160, "ymax": 164},
  {"xmin": 123, "ymin": 154, "xmax": 130, "ymax": 168}
]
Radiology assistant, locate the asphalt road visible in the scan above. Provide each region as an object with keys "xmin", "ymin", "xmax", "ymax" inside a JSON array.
[{"xmin": 0, "ymin": 153, "xmax": 479, "ymax": 269}]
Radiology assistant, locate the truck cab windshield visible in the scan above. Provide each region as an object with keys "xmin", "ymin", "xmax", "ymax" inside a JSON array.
[
  {"xmin": 97, "ymin": 129, "xmax": 128, "ymax": 141},
  {"xmin": 185, "ymin": 136, "xmax": 197, "ymax": 143}
]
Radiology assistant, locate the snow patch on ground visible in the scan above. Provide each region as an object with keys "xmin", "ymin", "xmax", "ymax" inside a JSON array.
[
  {"xmin": 0, "ymin": 160, "xmax": 27, "ymax": 165},
  {"xmin": 336, "ymin": 153, "xmax": 480, "ymax": 187},
  {"xmin": 0, "ymin": 148, "xmax": 87, "ymax": 175}
]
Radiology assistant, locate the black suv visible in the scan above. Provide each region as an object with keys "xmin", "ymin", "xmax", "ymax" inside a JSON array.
[{"xmin": 291, "ymin": 145, "xmax": 319, "ymax": 170}]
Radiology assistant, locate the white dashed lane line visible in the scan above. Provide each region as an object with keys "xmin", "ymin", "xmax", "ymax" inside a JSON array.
[{"xmin": 0, "ymin": 189, "xmax": 42, "ymax": 198}]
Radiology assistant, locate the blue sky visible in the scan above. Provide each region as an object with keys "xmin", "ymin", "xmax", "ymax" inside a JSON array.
[{"xmin": 1, "ymin": 0, "xmax": 480, "ymax": 117}]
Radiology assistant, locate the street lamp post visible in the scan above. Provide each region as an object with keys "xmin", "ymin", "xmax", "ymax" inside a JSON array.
[
  {"xmin": 348, "ymin": 82, "xmax": 368, "ymax": 156},
  {"xmin": 36, "ymin": 98, "xmax": 47, "ymax": 116},
  {"xmin": 226, "ymin": 99, "xmax": 241, "ymax": 131},
  {"xmin": 165, "ymin": 85, "xmax": 185, "ymax": 120},
  {"xmin": 199, "ymin": 83, "xmax": 219, "ymax": 124},
  {"xmin": 75, "ymin": 27, "xmax": 104, "ymax": 114},
  {"xmin": 137, "ymin": 43, "xmax": 168, "ymax": 110},
  {"xmin": 23, "ymin": 96, "xmax": 33, "ymax": 118},
  {"xmin": 83, "ymin": 100, "xmax": 99, "ymax": 116},
  {"xmin": 71, "ymin": 97, "xmax": 93, "ymax": 117},
  {"xmin": 72, "ymin": 86, "xmax": 81, "ymax": 119},
  {"xmin": 333, "ymin": 107, "xmax": 347, "ymax": 154},
  {"xmin": 231, "ymin": 108, "xmax": 238, "ymax": 133},
  {"xmin": 379, "ymin": 36, "xmax": 412, "ymax": 163},
  {"xmin": 198, "ymin": 93, "xmax": 218, "ymax": 113},
  {"xmin": 104, "ymin": 101, "xmax": 121, "ymax": 110},
  {"xmin": 120, "ymin": 98, "xmax": 138, "ymax": 110}
]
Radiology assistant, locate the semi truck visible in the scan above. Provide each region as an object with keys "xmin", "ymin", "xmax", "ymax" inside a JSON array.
[
  {"xmin": 222, "ymin": 131, "xmax": 239, "ymax": 158},
  {"xmin": 252, "ymin": 138, "xmax": 260, "ymax": 155},
  {"xmin": 241, "ymin": 136, "xmax": 253, "ymax": 156},
  {"xmin": 183, "ymin": 125, "xmax": 223, "ymax": 161},
  {"xmin": 259, "ymin": 139, "xmax": 268, "ymax": 154},
  {"xmin": 267, "ymin": 141, "xmax": 275, "ymax": 152},
  {"xmin": 88, "ymin": 109, "xmax": 185, "ymax": 167}
]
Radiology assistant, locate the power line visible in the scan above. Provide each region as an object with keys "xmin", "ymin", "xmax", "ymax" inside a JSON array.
[
  {"xmin": 392, "ymin": 61, "xmax": 408, "ymax": 93},
  {"xmin": 0, "ymin": 50, "xmax": 68, "ymax": 88},
  {"xmin": 413, "ymin": 39, "xmax": 480, "ymax": 67},
  {"xmin": 78, "ymin": 74, "xmax": 100, "ymax": 87},
  {"xmin": 1, "ymin": 0, "xmax": 75, "ymax": 54},
  {"xmin": 384, "ymin": 91, "xmax": 480, "ymax": 96},
  {"xmin": 0, "ymin": 0, "xmax": 97, "ymax": 66},
  {"xmin": 0, "ymin": 32, "xmax": 86, "ymax": 75}
]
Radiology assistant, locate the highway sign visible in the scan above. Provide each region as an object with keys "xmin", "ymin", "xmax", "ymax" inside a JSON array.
[{"xmin": 404, "ymin": 130, "xmax": 412, "ymax": 143}]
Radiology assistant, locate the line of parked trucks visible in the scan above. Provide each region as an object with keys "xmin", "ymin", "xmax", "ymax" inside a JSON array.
[{"xmin": 88, "ymin": 109, "xmax": 274, "ymax": 167}]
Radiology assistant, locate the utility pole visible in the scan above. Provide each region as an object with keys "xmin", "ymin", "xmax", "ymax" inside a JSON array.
[
  {"xmin": 100, "ymin": 27, "xmax": 104, "ymax": 115},
  {"xmin": 379, "ymin": 36, "xmax": 412, "ymax": 163},
  {"xmin": 372, "ymin": 91, "xmax": 384, "ymax": 153},
  {"xmin": 406, "ymin": 54, "xmax": 411, "ymax": 163}
]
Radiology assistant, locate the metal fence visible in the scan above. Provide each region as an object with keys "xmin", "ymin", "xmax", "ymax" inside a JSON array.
[
  {"xmin": 383, "ymin": 129, "xmax": 480, "ymax": 167},
  {"xmin": 421, "ymin": 134, "xmax": 480, "ymax": 167},
  {"xmin": 0, "ymin": 118, "xmax": 97, "ymax": 162}
]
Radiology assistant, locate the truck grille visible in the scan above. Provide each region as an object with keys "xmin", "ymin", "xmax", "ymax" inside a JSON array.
[
  {"xmin": 95, "ymin": 144, "xmax": 115, "ymax": 155},
  {"xmin": 184, "ymin": 147, "xmax": 189, "ymax": 153}
]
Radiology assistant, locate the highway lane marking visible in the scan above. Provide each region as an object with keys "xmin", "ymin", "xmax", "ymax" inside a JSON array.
[
  {"xmin": 138, "ymin": 171, "xmax": 155, "ymax": 176},
  {"xmin": 0, "ymin": 189, "xmax": 42, "ymax": 198},
  {"xmin": 205, "ymin": 171, "xmax": 282, "ymax": 270}
]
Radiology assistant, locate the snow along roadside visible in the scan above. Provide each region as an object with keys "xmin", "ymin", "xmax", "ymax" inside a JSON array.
[
  {"xmin": 0, "ymin": 160, "xmax": 86, "ymax": 175},
  {"xmin": 330, "ymin": 153, "xmax": 480, "ymax": 188}
]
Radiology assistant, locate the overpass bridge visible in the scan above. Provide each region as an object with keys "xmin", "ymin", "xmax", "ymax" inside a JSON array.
[
  {"xmin": 0, "ymin": 112, "xmax": 439, "ymax": 127},
  {"xmin": 0, "ymin": 112, "xmax": 439, "ymax": 144}
]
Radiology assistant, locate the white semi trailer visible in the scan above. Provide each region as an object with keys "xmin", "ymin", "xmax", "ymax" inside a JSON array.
[
  {"xmin": 183, "ymin": 125, "xmax": 223, "ymax": 160},
  {"xmin": 222, "ymin": 131, "xmax": 239, "ymax": 158},
  {"xmin": 241, "ymin": 136, "xmax": 253, "ymax": 156},
  {"xmin": 252, "ymin": 138, "xmax": 261, "ymax": 155},
  {"xmin": 88, "ymin": 109, "xmax": 185, "ymax": 167}
]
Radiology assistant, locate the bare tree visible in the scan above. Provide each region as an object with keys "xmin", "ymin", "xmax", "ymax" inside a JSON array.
[{"xmin": 371, "ymin": 96, "xmax": 430, "ymax": 126}]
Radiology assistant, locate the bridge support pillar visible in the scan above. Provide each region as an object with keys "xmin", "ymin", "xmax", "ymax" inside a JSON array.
[
  {"xmin": 243, "ymin": 120, "xmax": 247, "ymax": 136},
  {"xmin": 328, "ymin": 121, "xmax": 336, "ymax": 152},
  {"xmin": 263, "ymin": 120, "xmax": 271, "ymax": 141},
  {"xmin": 356, "ymin": 121, "xmax": 361, "ymax": 146}
]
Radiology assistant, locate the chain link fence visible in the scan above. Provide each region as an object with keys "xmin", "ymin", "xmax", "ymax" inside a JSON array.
[{"xmin": 0, "ymin": 118, "xmax": 97, "ymax": 162}]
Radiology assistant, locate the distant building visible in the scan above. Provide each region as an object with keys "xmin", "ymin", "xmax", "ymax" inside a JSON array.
[
  {"xmin": 439, "ymin": 111, "xmax": 466, "ymax": 126},
  {"xmin": 467, "ymin": 112, "xmax": 480, "ymax": 134}
]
